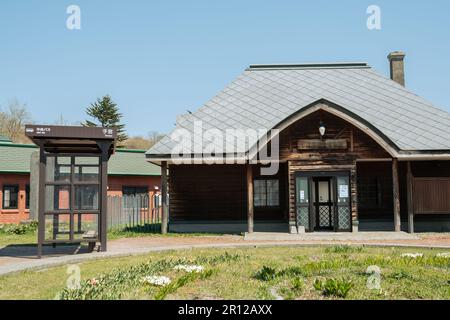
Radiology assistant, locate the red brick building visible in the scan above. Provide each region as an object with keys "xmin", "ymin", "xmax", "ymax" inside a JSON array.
[{"xmin": 0, "ymin": 136, "xmax": 161, "ymax": 224}]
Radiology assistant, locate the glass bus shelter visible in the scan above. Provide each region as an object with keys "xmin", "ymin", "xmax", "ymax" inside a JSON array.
[{"xmin": 25, "ymin": 125, "xmax": 116, "ymax": 258}]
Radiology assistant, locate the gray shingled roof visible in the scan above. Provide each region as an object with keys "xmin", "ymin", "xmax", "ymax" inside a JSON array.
[{"xmin": 146, "ymin": 63, "xmax": 450, "ymax": 157}]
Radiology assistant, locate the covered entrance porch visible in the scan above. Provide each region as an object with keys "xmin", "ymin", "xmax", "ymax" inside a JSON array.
[
  {"xmin": 162, "ymin": 159, "xmax": 450, "ymax": 234},
  {"xmin": 294, "ymin": 171, "xmax": 351, "ymax": 233}
]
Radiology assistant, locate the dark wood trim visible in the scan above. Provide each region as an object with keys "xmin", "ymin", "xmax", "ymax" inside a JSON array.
[
  {"xmin": 1, "ymin": 184, "xmax": 19, "ymax": 209},
  {"xmin": 252, "ymin": 177, "xmax": 281, "ymax": 209},
  {"xmin": 25, "ymin": 124, "xmax": 117, "ymax": 140},
  {"xmin": 309, "ymin": 177, "xmax": 314, "ymax": 231},
  {"xmin": 350, "ymin": 128, "xmax": 354, "ymax": 152},
  {"xmin": 312, "ymin": 176, "xmax": 334, "ymax": 231},
  {"xmin": 413, "ymin": 177, "xmax": 450, "ymax": 181},
  {"xmin": 392, "ymin": 158, "xmax": 401, "ymax": 231},
  {"xmin": 247, "ymin": 165, "xmax": 254, "ymax": 233},
  {"xmin": 406, "ymin": 161, "xmax": 414, "ymax": 233},
  {"xmin": 69, "ymin": 156, "xmax": 75, "ymax": 242},
  {"xmin": 99, "ymin": 141, "xmax": 111, "ymax": 251},
  {"xmin": 297, "ymin": 139, "xmax": 347, "ymax": 150},
  {"xmin": 332, "ymin": 176, "xmax": 338, "ymax": 232},
  {"xmin": 161, "ymin": 161, "xmax": 168, "ymax": 234},
  {"xmin": 273, "ymin": 99, "xmax": 400, "ymax": 156},
  {"xmin": 37, "ymin": 142, "xmax": 45, "ymax": 258}
]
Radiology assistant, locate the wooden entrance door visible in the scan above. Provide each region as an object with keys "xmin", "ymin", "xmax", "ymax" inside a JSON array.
[
  {"xmin": 295, "ymin": 171, "xmax": 352, "ymax": 232},
  {"xmin": 313, "ymin": 177, "xmax": 334, "ymax": 231}
]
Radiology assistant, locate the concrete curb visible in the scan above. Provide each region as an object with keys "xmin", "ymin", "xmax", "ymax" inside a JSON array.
[
  {"xmin": 244, "ymin": 231, "xmax": 419, "ymax": 241},
  {"xmin": 1, "ymin": 241, "xmax": 449, "ymax": 277}
]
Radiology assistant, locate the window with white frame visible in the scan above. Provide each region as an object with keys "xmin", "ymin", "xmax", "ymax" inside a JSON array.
[
  {"xmin": 253, "ymin": 179, "xmax": 279, "ymax": 207},
  {"xmin": 2, "ymin": 185, "xmax": 19, "ymax": 209}
]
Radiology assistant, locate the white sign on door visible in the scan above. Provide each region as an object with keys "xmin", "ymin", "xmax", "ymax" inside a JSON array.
[
  {"xmin": 299, "ymin": 190, "xmax": 305, "ymax": 200},
  {"xmin": 339, "ymin": 185, "xmax": 349, "ymax": 198}
]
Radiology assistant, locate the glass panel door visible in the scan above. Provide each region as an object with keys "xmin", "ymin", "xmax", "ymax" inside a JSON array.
[
  {"xmin": 315, "ymin": 178, "xmax": 334, "ymax": 230},
  {"xmin": 336, "ymin": 175, "xmax": 351, "ymax": 231},
  {"xmin": 43, "ymin": 155, "xmax": 101, "ymax": 243},
  {"xmin": 295, "ymin": 176, "xmax": 310, "ymax": 231}
]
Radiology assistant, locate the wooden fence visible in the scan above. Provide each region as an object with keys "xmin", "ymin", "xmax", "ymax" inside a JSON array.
[
  {"xmin": 107, "ymin": 194, "xmax": 162, "ymax": 232},
  {"xmin": 413, "ymin": 177, "xmax": 450, "ymax": 214}
]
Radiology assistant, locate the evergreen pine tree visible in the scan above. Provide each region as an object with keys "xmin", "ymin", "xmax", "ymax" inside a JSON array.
[{"xmin": 83, "ymin": 95, "xmax": 128, "ymax": 142}]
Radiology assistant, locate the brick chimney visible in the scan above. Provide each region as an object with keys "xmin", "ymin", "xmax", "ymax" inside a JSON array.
[{"xmin": 388, "ymin": 51, "xmax": 406, "ymax": 86}]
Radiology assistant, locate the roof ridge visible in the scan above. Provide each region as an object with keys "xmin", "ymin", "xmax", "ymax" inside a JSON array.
[
  {"xmin": 247, "ymin": 62, "xmax": 370, "ymax": 71},
  {"xmin": 0, "ymin": 142, "xmax": 37, "ymax": 148},
  {"xmin": 116, "ymin": 148, "xmax": 147, "ymax": 153}
]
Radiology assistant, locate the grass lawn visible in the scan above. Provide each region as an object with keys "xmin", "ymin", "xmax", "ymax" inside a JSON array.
[
  {"xmin": 0, "ymin": 246, "xmax": 449, "ymax": 300},
  {"xmin": 0, "ymin": 229, "xmax": 222, "ymax": 248},
  {"xmin": 0, "ymin": 232, "xmax": 37, "ymax": 247}
]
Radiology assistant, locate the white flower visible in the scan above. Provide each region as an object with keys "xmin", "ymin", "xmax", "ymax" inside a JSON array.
[
  {"xmin": 436, "ymin": 252, "xmax": 450, "ymax": 258},
  {"xmin": 174, "ymin": 264, "xmax": 204, "ymax": 273},
  {"xmin": 400, "ymin": 253, "xmax": 423, "ymax": 258},
  {"xmin": 142, "ymin": 275, "xmax": 171, "ymax": 286}
]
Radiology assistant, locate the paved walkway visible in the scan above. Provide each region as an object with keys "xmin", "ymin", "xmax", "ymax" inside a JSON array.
[
  {"xmin": 244, "ymin": 231, "xmax": 419, "ymax": 241},
  {"xmin": 1, "ymin": 233, "xmax": 449, "ymax": 276}
]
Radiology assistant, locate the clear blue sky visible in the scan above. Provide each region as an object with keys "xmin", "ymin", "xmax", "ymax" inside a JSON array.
[{"xmin": 1, "ymin": 0, "xmax": 449, "ymax": 136}]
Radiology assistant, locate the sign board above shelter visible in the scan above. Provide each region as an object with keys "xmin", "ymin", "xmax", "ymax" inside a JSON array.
[{"xmin": 25, "ymin": 125, "xmax": 117, "ymax": 155}]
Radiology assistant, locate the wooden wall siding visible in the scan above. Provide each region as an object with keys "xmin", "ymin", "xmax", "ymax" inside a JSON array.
[
  {"xmin": 400, "ymin": 161, "xmax": 450, "ymax": 217},
  {"xmin": 358, "ymin": 161, "xmax": 450, "ymax": 220},
  {"xmin": 281, "ymin": 110, "xmax": 392, "ymax": 225},
  {"xmin": 169, "ymin": 164, "xmax": 287, "ymax": 221},
  {"xmin": 278, "ymin": 110, "xmax": 390, "ymax": 162},
  {"xmin": 356, "ymin": 162, "xmax": 394, "ymax": 219},
  {"xmin": 413, "ymin": 178, "xmax": 450, "ymax": 214},
  {"xmin": 169, "ymin": 164, "xmax": 247, "ymax": 221},
  {"xmin": 411, "ymin": 161, "xmax": 450, "ymax": 177},
  {"xmin": 351, "ymin": 167, "xmax": 358, "ymax": 223}
]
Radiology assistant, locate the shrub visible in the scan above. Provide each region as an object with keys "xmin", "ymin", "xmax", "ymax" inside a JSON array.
[
  {"xmin": 278, "ymin": 266, "xmax": 309, "ymax": 278},
  {"xmin": 313, "ymin": 278, "xmax": 353, "ymax": 298},
  {"xmin": 302, "ymin": 259, "xmax": 352, "ymax": 275},
  {"xmin": 291, "ymin": 276, "xmax": 304, "ymax": 293},
  {"xmin": 326, "ymin": 245, "xmax": 363, "ymax": 254},
  {"xmin": 254, "ymin": 266, "xmax": 278, "ymax": 281},
  {"xmin": 0, "ymin": 221, "xmax": 38, "ymax": 235},
  {"xmin": 196, "ymin": 252, "xmax": 245, "ymax": 265},
  {"xmin": 390, "ymin": 270, "xmax": 412, "ymax": 280}
]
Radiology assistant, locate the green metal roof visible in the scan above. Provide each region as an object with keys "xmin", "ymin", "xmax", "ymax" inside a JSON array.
[
  {"xmin": 0, "ymin": 142, "xmax": 161, "ymax": 176},
  {"xmin": 108, "ymin": 149, "xmax": 161, "ymax": 176},
  {"xmin": 0, "ymin": 136, "xmax": 12, "ymax": 143}
]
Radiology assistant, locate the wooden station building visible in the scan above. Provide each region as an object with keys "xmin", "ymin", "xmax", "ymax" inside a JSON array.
[{"xmin": 147, "ymin": 52, "xmax": 450, "ymax": 234}]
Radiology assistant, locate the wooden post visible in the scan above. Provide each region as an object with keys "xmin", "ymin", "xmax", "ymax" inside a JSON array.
[
  {"xmin": 37, "ymin": 142, "xmax": 45, "ymax": 258},
  {"xmin": 247, "ymin": 164, "xmax": 254, "ymax": 233},
  {"xmin": 100, "ymin": 143, "xmax": 110, "ymax": 251},
  {"xmin": 161, "ymin": 161, "xmax": 169, "ymax": 234},
  {"xmin": 406, "ymin": 161, "xmax": 414, "ymax": 233},
  {"xmin": 350, "ymin": 128, "xmax": 354, "ymax": 152},
  {"xmin": 392, "ymin": 158, "xmax": 401, "ymax": 232}
]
